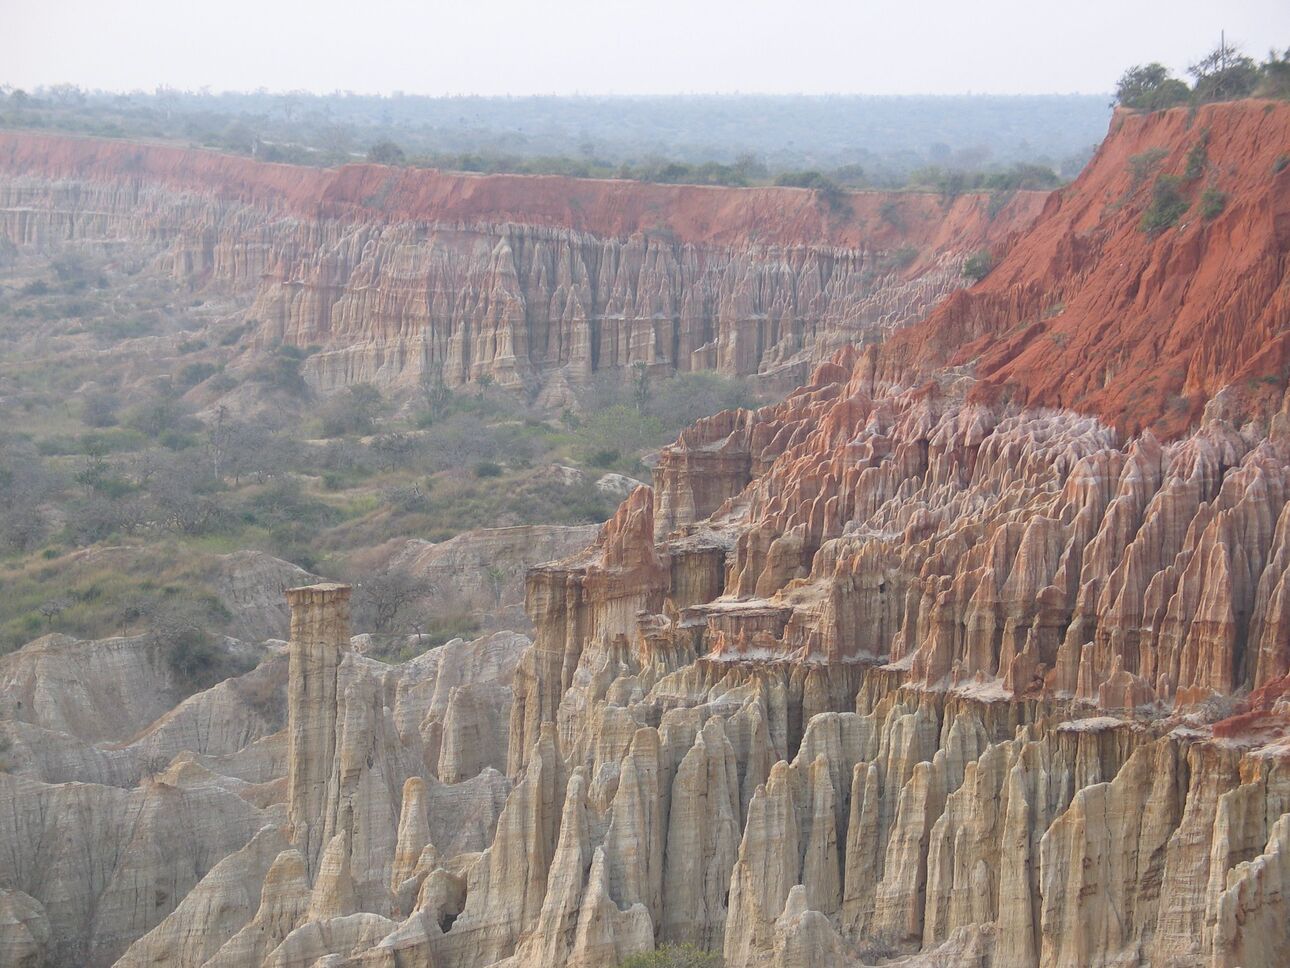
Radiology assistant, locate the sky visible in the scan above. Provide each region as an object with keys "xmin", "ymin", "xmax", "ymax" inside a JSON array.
[{"xmin": 2, "ymin": 0, "xmax": 1288, "ymax": 97}]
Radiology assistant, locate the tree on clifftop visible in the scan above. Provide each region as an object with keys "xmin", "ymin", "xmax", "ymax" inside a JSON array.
[
  {"xmin": 1189, "ymin": 40, "xmax": 1261, "ymax": 102},
  {"xmin": 1114, "ymin": 64, "xmax": 1190, "ymax": 111}
]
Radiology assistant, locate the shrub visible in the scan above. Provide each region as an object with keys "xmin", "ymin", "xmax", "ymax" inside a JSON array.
[
  {"xmin": 1140, "ymin": 175, "xmax": 1188, "ymax": 234},
  {"xmin": 367, "ymin": 140, "xmax": 406, "ymax": 165},
  {"xmin": 178, "ymin": 361, "xmax": 218, "ymax": 388},
  {"xmin": 878, "ymin": 199, "xmax": 905, "ymax": 230},
  {"xmin": 890, "ymin": 246, "xmax": 920, "ymax": 269},
  {"xmin": 319, "ymin": 384, "xmax": 384, "ymax": 437},
  {"xmin": 80, "ymin": 389, "xmax": 120, "ymax": 428},
  {"xmin": 1183, "ymin": 134, "xmax": 1209, "ymax": 181},
  {"xmin": 474, "ymin": 460, "xmax": 503, "ymax": 478},
  {"xmin": 1127, "ymin": 148, "xmax": 1168, "ymax": 189},
  {"xmin": 249, "ymin": 349, "xmax": 309, "ymax": 397},
  {"xmin": 962, "ymin": 249, "xmax": 994, "ymax": 282},
  {"xmin": 620, "ymin": 946, "xmax": 722, "ymax": 968},
  {"xmin": 1199, "ymin": 187, "xmax": 1227, "ymax": 220}
]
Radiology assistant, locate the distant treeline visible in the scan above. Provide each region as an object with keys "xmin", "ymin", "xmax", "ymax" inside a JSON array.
[{"xmin": 0, "ymin": 86, "xmax": 1106, "ymax": 189}]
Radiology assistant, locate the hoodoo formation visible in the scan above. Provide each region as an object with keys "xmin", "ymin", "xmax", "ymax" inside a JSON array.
[
  {"xmin": 2, "ymin": 97, "xmax": 1290, "ymax": 968},
  {"xmin": 0, "ymin": 129, "xmax": 1043, "ymax": 397}
]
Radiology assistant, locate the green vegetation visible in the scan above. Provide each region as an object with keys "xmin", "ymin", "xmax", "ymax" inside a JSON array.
[
  {"xmin": 1199, "ymin": 186, "xmax": 1227, "ymax": 220},
  {"xmin": 962, "ymin": 249, "xmax": 994, "ymax": 283},
  {"xmin": 0, "ymin": 246, "xmax": 774, "ymax": 654},
  {"xmin": 620, "ymin": 946, "xmax": 722, "ymax": 968},
  {"xmin": 1115, "ymin": 44, "xmax": 1290, "ymax": 113},
  {"xmin": 1115, "ymin": 64, "xmax": 1191, "ymax": 111},
  {"xmin": 1139, "ymin": 175, "xmax": 1189, "ymax": 234},
  {"xmin": 1128, "ymin": 148, "xmax": 1168, "ymax": 188},
  {"xmin": 1184, "ymin": 132, "xmax": 1210, "ymax": 181}
]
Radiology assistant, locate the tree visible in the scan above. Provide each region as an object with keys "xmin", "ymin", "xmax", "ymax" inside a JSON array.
[
  {"xmin": 418, "ymin": 362, "xmax": 453, "ymax": 424},
  {"xmin": 354, "ymin": 567, "xmax": 421, "ymax": 633},
  {"xmin": 38, "ymin": 597, "xmax": 72, "ymax": 627},
  {"xmin": 1114, "ymin": 63, "xmax": 1189, "ymax": 111},
  {"xmin": 1189, "ymin": 40, "xmax": 1260, "ymax": 103},
  {"xmin": 371, "ymin": 432, "xmax": 418, "ymax": 471},
  {"xmin": 144, "ymin": 597, "xmax": 247, "ymax": 693},
  {"xmin": 207, "ymin": 405, "xmax": 233, "ymax": 481},
  {"xmin": 1258, "ymin": 47, "xmax": 1290, "ymax": 99},
  {"xmin": 485, "ymin": 565, "xmax": 507, "ymax": 607},
  {"xmin": 367, "ymin": 140, "xmax": 406, "ymax": 165},
  {"xmin": 630, "ymin": 361, "xmax": 651, "ymax": 414}
]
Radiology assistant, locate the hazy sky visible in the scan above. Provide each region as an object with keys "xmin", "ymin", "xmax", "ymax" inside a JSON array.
[{"xmin": 3, "ymin": 0, "xmax": 1287, "ymax": 96}]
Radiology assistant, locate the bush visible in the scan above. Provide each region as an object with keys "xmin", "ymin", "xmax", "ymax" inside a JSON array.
[
  {"xmin": 1140, "ymin": 175, "xmax": 1188, "ymax": 234},
  {"xmin": 774, "ymin": 170, "xmax": 847, "ymax": 212},
  {"xmin": 1127, "ymin": 148, "xmax": 1168, "ymax": 189},
  {"xmin": 178, "ymin": 361, "xmax": 218, "ymax": 388},
  {"xmin": 80, "ymin": 389, "xmax": 120, "ymax": 428},
  {"xmin": 962, "ymin": 249, "xmax": 994, "ymax": 282},
  {"xmin": 1199, "ymin": 186, "xmax": 1227, "ymax": 220},
  {"xmin": 367, "ymin": 140, "xmax": 406, "ymax": 165},
  {"xmin": 249, "ymin": 349, "xmax": 310, "ymax": 397},
  {"xmin": 319, "ymin": 384, "xmax": 384, "ymax": 437},
  {"xmin": 620, "ymin": 946, "xmax": 722, "ymax": 968},
  {"xmin": 150, "ymin": 601, "xmax": 248, "ymax": 693},
  {"xmin": 1183, "ymin": 135, "xmax": 1209, "ymax": 181},
  {"xmin": 474, "ymin": 460, "xmax": 503, "ymax": 478}
]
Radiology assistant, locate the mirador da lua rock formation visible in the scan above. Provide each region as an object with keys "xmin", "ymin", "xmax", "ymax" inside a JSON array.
[
  {"xmin": 4, "ymin": 99, "xmax": 1290, "ymax": 967},
  {"xmin": 0, "ymin": 128, "xmax": 1043, "ymax": 401}
]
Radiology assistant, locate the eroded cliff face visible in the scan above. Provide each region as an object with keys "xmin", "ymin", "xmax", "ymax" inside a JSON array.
[
  {"xmin": 879, "ymin": 99, "xmax": 1290, "ymax": 437},
  {"xmin": 3, "ymin": 101, "xmax": 1290, "ymax": 968},
  {"xmin": 0, "ymin": 131, "xmax": 1042, "ymax": 396}
]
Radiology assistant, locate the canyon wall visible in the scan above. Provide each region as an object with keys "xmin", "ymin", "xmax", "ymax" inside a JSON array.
[
  {"xmin": 0, "ymin": 130, "xmax": 1043, "ymax": 396},
  {"xmin": 2, "ymin": 101, "xmax": 1290, "ymax": 968}
]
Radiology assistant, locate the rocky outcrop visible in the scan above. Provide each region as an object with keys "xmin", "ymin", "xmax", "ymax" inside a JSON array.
[{"xmin": 0, "ymin": 130, "xmax": 1045, "ymax": 399}]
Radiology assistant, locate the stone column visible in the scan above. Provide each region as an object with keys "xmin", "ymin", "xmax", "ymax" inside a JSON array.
[{"xmin": 286, "ymin": 582, "xmax": 351, "ymax": 876}]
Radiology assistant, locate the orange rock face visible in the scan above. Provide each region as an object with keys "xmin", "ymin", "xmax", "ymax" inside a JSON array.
[{"xmin": 882, "ymin": 100, "xmax": 1290, "ymax": 437}]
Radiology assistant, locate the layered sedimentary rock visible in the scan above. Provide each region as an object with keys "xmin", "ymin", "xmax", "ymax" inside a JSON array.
[
  {"xmin": 5, "ymin": 101, "xmax": 1290, "ymax": 968},
  {"xmin": 0, "ymin": 130, "xmax": 1043, "ymax": 397}
]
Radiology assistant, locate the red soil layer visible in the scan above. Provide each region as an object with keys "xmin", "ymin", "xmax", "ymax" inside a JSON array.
[
  {"xmin": 881, "ymin": 100, "xmax": 1290, "ymax": 437},
  {"xmin": 0, "ymin": 129, "xmax": 1042, "ymax": 251}
]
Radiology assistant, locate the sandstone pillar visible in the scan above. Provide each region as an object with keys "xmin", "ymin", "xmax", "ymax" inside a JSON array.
[{"xmin": 286, "ymin": 582, "xmax": 352, "ymax": 876}]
